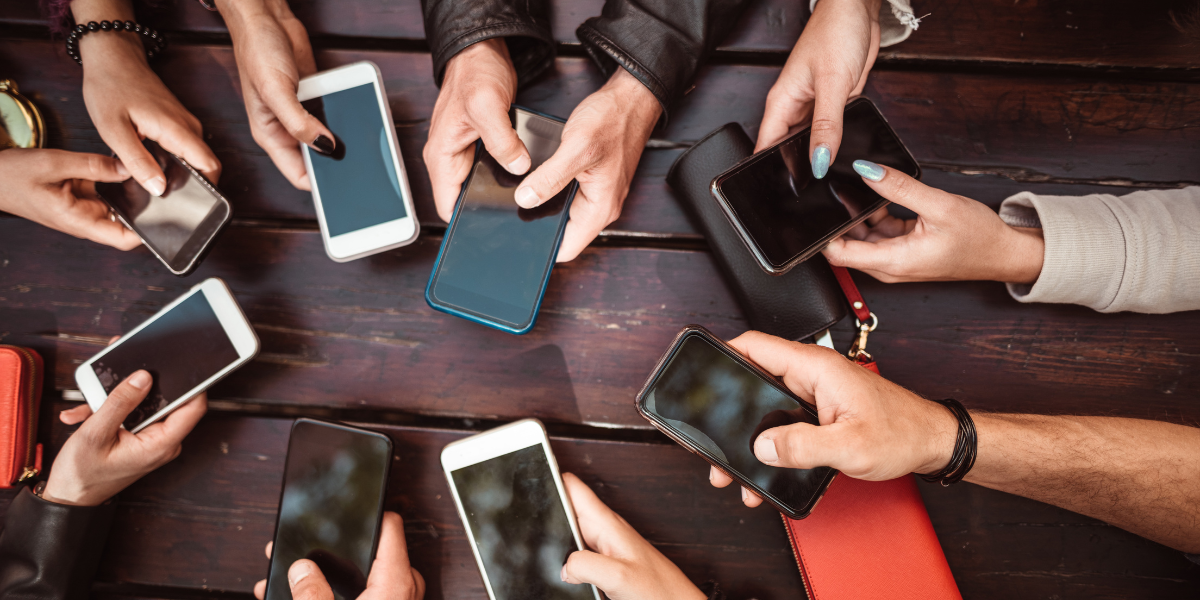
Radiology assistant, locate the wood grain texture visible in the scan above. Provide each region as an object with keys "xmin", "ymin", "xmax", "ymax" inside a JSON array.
[
  {"xmin": 5, "ymin": 0, "xmax": 1199, "ymax": 72},
  {"xmin": 1, "ymin": 218, "xmax": 1196, "ymax": 430}
]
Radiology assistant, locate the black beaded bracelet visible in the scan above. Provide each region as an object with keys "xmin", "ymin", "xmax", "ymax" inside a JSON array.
[
  {"xmin": 65, "ymin": 20, "xmax": 167, "ymax": 66},
  {"xmin": 919, "ymin": 398, "xmax": 977, "ymax": 487}
]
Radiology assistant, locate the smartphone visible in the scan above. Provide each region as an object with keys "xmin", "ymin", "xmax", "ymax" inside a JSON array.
[
  {"xmin": 441, "ymin": 419, "xmax": 599, "ymax": 600},
  {"xmin": 265, "ymin": 419, "xmax": 393, "ymax": 600},
  {"xmin": 636, "ymin": 326, "xmax": 838, "ymax": 519},
  {"xmin": 73, "ymin": 278, "xmax": 258, "ymax": 433},
  {"xmin": 425, "ymin": 107, "xmax": 577, "ymax": 334},
  {"xmin": 712, "ymin": 97, "xmax": 921, "ymax": 275},
  {"xmin": 96, "ymin": 139, "xmax": 231, "ymax": 276},
  {"xmin": 297, "ymin": 61, "xmax": 419, "ymax": 262}
]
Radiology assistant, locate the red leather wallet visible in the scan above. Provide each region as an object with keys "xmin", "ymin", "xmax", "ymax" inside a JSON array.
[
  {"xmin": 0, "ymin": 345, "xmax": 44, "ymax": 487},
  {"xmin": 781, "ymin": 268, "xmax": 961, "ymax": 600}
]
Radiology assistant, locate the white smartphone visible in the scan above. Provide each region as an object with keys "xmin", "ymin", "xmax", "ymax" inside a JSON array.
[
  {"xmin": 297, "ymin": 61, "xmax": 419, "ymax": 262},
  {"xmin": 74, "ymin": 278, "xmax": 259, "ymax": 433},
  {"xmin": 441, "ymin": 419, "xmax": 600, "ymax": 600}
]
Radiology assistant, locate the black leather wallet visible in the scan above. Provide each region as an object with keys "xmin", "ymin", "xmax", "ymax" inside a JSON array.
[{"xmin": 667, "ymin": 123, "xmax": 847, "ymax": 341}]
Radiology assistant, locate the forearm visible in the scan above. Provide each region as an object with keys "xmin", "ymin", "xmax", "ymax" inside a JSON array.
[{"xmin": 966, "ymin": 413, "xmax": 1200, "ymax": 553}]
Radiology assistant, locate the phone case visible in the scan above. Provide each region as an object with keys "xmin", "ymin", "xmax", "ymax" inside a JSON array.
[
  {"xmin": 666, "ymin": 123, "xmax": 848, "ymax": 341},
  {"xmin": 0, "ymin": 345, "xmax": 43, "ymax": 487},
  {"xmin": 425, "ymin": 106, "xmax": 576, "ymax": 335},
  {"xmin": 635, "ymin": 325, "xmax": 838, "ymax": 519}
]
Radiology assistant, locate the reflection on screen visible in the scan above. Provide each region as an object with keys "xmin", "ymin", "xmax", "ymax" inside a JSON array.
[
  {"xmin": 429, "ymin": 110, "xmax": 572, "ymax": 328},
  {"xmin": 451, "ymin": 445, "xmax": 590, "ymax": 600},
  {"xmin": 93, "ymin": 292, "xmax": 238, "ymax": 430},
  {"xmin": 97, "ymin": 140, "xmax": 226, "ymax": 268},
  {"xmin": 642, "ymin": 334, "xmax": 835, "ymax": 511},
  {"xmin": 302, "ymin": 83, "xmax": 408, "ymax": 237},
  {"xmin": 267, "ymin": 422, "xmax": 391, "ymax": 600},
  {"xmin": 720, "ymin": 100, "xmax": 919, "ymax": 269}
]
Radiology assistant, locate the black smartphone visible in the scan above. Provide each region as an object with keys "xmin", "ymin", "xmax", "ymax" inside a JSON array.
[
  {"xmin": 712, "ymin": 97, "xmax": 920, "ymax": 275},
  {"xmin": 636, "ymin": 326, "xmax": 838, "ymax": 519},
  {"xmin": 265, "ymin": 419, "xmax": 393, "ymax": 600},
  {"xmin": 425, "ymin": 106, "xmax": 578, "ymax": 334},
  {"xmin": 95, "ymin": 139, "xmax": 231, "ymax": 276}
]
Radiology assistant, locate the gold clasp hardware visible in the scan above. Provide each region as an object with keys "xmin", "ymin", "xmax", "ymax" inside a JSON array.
[
  {"xmin": 17, "ymin": 466, "xmax": 39, "ymax": 483},
  {"xmin": 847, "ymin": 312, "xmax": 879, "ymax": 361}
]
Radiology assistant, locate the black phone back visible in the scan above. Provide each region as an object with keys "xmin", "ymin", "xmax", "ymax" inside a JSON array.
[{"xmin": 265, "ymin": 419, "xmax": 393, "ymax": 600}]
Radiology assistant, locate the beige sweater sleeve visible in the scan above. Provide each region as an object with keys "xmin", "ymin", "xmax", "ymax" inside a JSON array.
[{"xmin": 998, "ymin": 187, "xmax": 1200, "ymax": 314}]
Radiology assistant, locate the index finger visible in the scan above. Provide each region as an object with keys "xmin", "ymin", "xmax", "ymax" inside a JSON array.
[
  {"xmin": 561, "ymin": 472, "xmax": 623, "ymax": 552},
  {"xmin": 101, "ymin": 119, "xmax": 167, "ymax": 196},
  {"xmin": 155, "ymin": 124, "xmax": 222, "ymax": 184},
  {"xmin": 725, "ymin": 331, "xmax": 846, "ymax": 403},
  {"xmin": 134, "ymin": 392, "xmax": 208, "ymax": 449},
  {"xmin": 807, "ymin": 82, "xmax": 851, "ymax": 180},
  {"xmin": 365, "ymin": 512, "xmax": 419, "ymax": 592}
]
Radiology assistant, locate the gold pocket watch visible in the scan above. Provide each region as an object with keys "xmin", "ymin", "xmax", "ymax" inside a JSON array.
[{"xmin": 0, "ymin": 79, "xmax": 46, "ymax": 149}]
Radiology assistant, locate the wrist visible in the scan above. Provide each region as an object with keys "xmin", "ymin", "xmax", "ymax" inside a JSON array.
[
  {"xmin": 916, "ymin": 399, "xmax": 960, "ymax": 476},
  {"xmin": 999, "ymin": 226, "xmax": 1045, "ymax": 284},
  {"xmin": 604, "ymin": 68, "xmax": 663, "ymax": 128},
  {"xmin": 77, "ymin": 28, "xmax": 149, "ymax": 71},
  {"xmin": 445, "ymin": 38, "xmax": 512, "ymax": 83},
  {"xmin": 216, "ymin": 0, "xmax": 289, "ymax": 34},
  {"xmin": 41, "ymin": 478, "xmax": 104, "ymax": 507}
]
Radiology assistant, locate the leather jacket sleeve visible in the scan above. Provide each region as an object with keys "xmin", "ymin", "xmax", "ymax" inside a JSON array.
[
  {"xmin": 576, "ymin": 0, "xmax": 754, "ymax": 120},
  {"xmin": 420, "ymin": 0, "xmax": 556, "ymax": 87},
  {"xmin": 0, "ymin": 487, "xmax": 116, "ymax": 600}
]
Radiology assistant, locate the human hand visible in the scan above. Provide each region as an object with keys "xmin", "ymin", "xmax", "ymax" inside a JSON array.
[
  {"xmin": 0, "ymin": 148, "xmax": 141, "ymax": 250},
  {"xmin": 77, "ymin": 27, "xmax": 221, "ymax": 195},
  {"xmin": 755, "ymin": 0, "xmax": 882, "ymax": 178},
  {"xmin": 820, "ymin": 161, "xmax": 1045, "ymax": 283},
  {"xmin": 514, "ymin": 68, "xmax": 661, "ymax": 261},
  {"xmin": 708, "ymin": 331, "xmax": 957, "ymax": 508},
  {"xmin": 423, "ymin": 38, "xmax": 531, "ymax": 221},
  {"xmin": 560, "ymin": 473, "xmax": 705, "ymax": 600},
  {"xmin": 42, "ymin": 370, "xmax": 207, "ymax": 506},
  {"xmin": 217, "ymin": 0, "xmax": 334, "ymax": 191},
  {"xmin": 252, "ymin": 512, "xmax": 425, "ymax": 600}
]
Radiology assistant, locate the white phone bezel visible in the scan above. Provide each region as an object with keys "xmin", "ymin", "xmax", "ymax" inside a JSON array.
[
  {"xmin": 296, "ymin": 61, "xmax": 419, "ymax": 263},
  {"xmin": 73, "ymin": 277, "xmax": 260, "ymax": 433},
  {"xmin": 440, "ymin": 419, "xmax": 600, "ymax": 600}
]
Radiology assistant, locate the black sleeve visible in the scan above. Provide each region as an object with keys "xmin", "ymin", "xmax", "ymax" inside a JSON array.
[
  {"xmin": 0, "ymin": 487, "xmax": 116, "ymax": 600},
  {"xmin": 700, "ymin": 580, "xmax": 727, "ymax": 600},
  {"xmin": 419, "ymin": 0, "xmax": 556, "ymax": 87},
  {"xmin": 575, "ymin": 0, "xmax": 754, "ymax": 120}
]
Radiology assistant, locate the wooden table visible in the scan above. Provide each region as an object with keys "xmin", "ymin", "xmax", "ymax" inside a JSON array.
[{"xmin": 2, "ymin": 1, "xmax": 1199, "ymax": 597}]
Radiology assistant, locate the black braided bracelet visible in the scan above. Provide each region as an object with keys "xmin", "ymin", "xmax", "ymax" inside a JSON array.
[
  {"xmin": 919, "ymin": 398, "xmax": 977, "ymax": 486},
  {"xmin": 65, "ymin": 20, "xmax": 168, "ymax": 66}
]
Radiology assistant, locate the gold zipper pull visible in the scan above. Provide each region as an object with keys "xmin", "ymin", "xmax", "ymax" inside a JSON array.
[
  {"xmin": 17, "ymin": 466, "xmax": 39, "ymax": 482},
  {"xmin": 847, "ymin": 312, "xmax": 879, "ymax": 362}
]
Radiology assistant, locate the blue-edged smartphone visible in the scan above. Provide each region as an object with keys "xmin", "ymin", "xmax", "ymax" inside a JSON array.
[{"xmin": 425, "ymin": 107, "xmax": 577, "ymax": 334}]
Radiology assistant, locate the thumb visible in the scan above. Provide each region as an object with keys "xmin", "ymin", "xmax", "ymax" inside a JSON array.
[
  {"xmin": 754, "ymin": 421, "xmax": 850, "ymax": 471},
  {"xmin": 53, "ymin": 151, "xmax": 131, "ymax": 183},
  {"xmin": 513, "ymin": 139, "xmax": 588, "ymax": 209},
  {"xmin": 561, "ymin": 549, "xmax": 626, "ymax": 591},
  {"xmin": 288, "ymin": 560, "xmax": 334, "ymax": 600},
  {"xmin": 822, "ymin": 236, "xmax": 897, "ymax": 274},
  {"xmin": 260, "ymin": 79, "xmax": 336, "ymax": 156},
  {"xmin": 807, "ymin": 85, "xmax": 850, "ymax": 180},
  {"xmin": 852, "ymin": 161, "xmax": 952, "ymax": 218},
  {"xmin": 82, "ymin": 369, "xmax": 152, "ymax": 436},
  {"xmin": 474, "ymin": 106, "xmax": 531, "ymax": 175}
]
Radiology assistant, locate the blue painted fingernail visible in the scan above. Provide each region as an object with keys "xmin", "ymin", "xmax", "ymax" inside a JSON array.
[
  {"xmin": 811, "ymin": 145, "xmax": 831, "ymax": 179},
  {"xmin": 853, "ymin": 159, "xmax": 885, "ymax": 181}
]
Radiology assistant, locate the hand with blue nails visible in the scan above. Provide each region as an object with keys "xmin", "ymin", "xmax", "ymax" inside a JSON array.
[
  {"xmin": 823, "ymin": 160, "xmax": 1046, "ymax": 284},
  {"xmin": 755, "ymin": 0, "xmax": 882, "ymax": 179}
]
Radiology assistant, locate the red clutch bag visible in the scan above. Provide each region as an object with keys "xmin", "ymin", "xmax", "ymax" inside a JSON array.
[
  {"xmin": 782, "ymin": 268, "xmax": 962, "ymax": 600},
  {"xmin": 0, "ymin": 345, "xmax": 44, "ymax": 487}
]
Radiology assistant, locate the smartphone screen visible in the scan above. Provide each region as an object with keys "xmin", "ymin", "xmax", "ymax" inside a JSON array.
[
  {"xmin": 427, "ymin": 108, "xmax": 575, "ymax": 332},
  {"xmin": 96, "ymin": 139, "xmax": 229, "ymax": 274},
  {"xmin": 449, "ymin": 443, "xmax": 590, "ymax": 600},
  {"xmin": 91, "ymin": 291, "xmax": 239, "ymax": 431},
  {"xmin": 639, "ymin": 331, "xmax": 836, "ymax": 516},
  {"xmin": 266, "ymin": 420, "xmax": 392, "ymax": 600},
  {"xmin": 717, "ymin": 98, "xmax": 920, "ymax": 271},
  {"xmin": 301, "ymin": 83, "xmax": 408, "ymax": 237}
]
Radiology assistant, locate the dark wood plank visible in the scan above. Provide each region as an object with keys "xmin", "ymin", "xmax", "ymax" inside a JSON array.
[
  {"xmin": 2, "ymin": 218, "xmax": 1197, "ymax": 430},
  {"xmin": 5, "ymin": 0, "xmax": 1199, "ymax": 72}
]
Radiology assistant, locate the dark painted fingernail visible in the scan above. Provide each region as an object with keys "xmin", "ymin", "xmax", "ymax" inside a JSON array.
[
  {"xmin": 311, "ymin": 135, "xmax": 335, "ymax": 156},
  {"xmin": 811, "ymin": 145, "xmax": 831, "ymax": 179}
]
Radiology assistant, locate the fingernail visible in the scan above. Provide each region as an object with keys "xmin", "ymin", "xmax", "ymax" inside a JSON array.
[
  {"xmin": 755, "ymin": 437, "xmax": 779, "ymax": 464},
  {"xmin": 506, "ymin": 154, "xmax": 531, "ymax": 175},
  {"xmin": 741, "ymin": 486, "xmax": 749, "ymax": 501},
  {"xmin": 127, "ymin": 370, "xmax": 151, "ymax": 390},
  {"xmin": 288, "ymin": 561, "xmax": 312, "ymax": 586},
  {"xmin": 853, "ymin": 159, "xmax": 885, "ymax": 181},
  {"xmin": 514, "ymin": 186, "xmax": 539, "ymax": 208},
  {"xmin": 560, "ymin": 564, "xmax": 568, "ymax": 582},
  {"xmin": 115, "ymin": 162, "xmax": 130, "ymax": 178},
  {"xmin": 811, "ymin": 145, "xmax": 831, "ymax": 179},
  {"xmin": 311, "ymin": 135, "xmax": 335, "ymax": 156},
  {"xmin": 708, "ymin": 468, "xmax": 714, "ymax": 483},
  {"xmin": 144, "ymin": 176, "xmax": 166, "ymax": 197}
]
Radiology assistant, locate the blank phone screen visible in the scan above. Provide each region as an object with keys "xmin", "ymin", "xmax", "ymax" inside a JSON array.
[
  {"xmin": 428, "ymin": 109, "xmax": 573, "ymax": 330},
  {"xmin": 267, "ymin": 421, "xmax": 391, "ymax": 600},
  {"xmin": 640, "ymin": 333, "xmax": 835, "ymax": 514},
  {"xmin": 302, "ymin": 83, "xmax": 408, "ymax": 237},
  {"xmin": 450, "ymin": 444, "xmax": 590, "ymax": 600},
  {"xmin": 92, "ymin": 291, "xmax": 238, "ymax": 430},
  {"xmin": 717, "ymin": 99, "xmax": 919, "ymax": 269}
]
